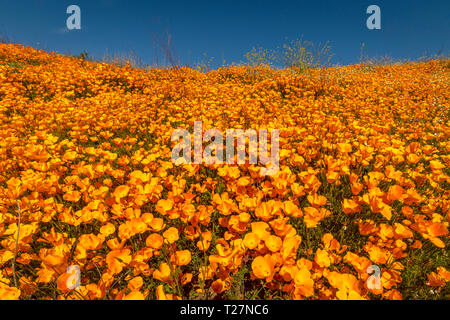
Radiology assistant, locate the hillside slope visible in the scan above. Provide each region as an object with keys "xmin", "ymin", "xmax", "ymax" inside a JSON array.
[{"xmin": 0, "ymin": 43, "xmax": 449, "ymax": 300}]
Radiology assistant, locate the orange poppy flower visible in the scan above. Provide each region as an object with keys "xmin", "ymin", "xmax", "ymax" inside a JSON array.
[
  {"xmin": 196, "ymin": 231, "xmax": 212, "ymax": 251},
  {"xmin": 314, "ymin": 248, "xmax": 331, "ymax": 268},
  {"xmin": 251, "ymin": 255, "xmax": 275, "ymax": 280},
  {"xmin": 123, "ymin": 290, "xmax": 146, "ymax": 300},
  {"xmin": 113, "ymin": 185, "xmax": 129, "ymax": 200},
  {"xmin": 153, "ymin": 263, "xmax": 172, "ymax": 283},
  {"xmin": 156, "ymin": 199, "xmax": 174, "ymax": 215},
  {"xmin": 146, "ymin": 233, "xmax": 164, "ymax": 249},
  {"xmin": 307, "ymin": 193, "xmax": 327, "ymax": 207},
  {"xmin": 106, "ymin": 249, "xmax": 131, "ymax": 274},
  {"xmin": 175, "ymin": 250, "xmax": 192, "ymax": 266},
  {"xmin": 100, "ymin": 223, "xmax": 116, "ymax": 237},
  {"xmin": 63, "ymin": 190, "xmax": 81, "ymax": 202},
  {"xmin": 265, "ymin": 235, "xmax": 282, "ymax": 252},
  {"xmin": 387, "ymin": 185, "xmax": 404, "ymax": 202},
  {"xmin": 163, "ymin": 227, "xmax": 179, "ymax": 244},
  {"xmin": 128, "ymin": 277, "xmax": 144, "ymax": 291},
  {"xmin": 0, "ymin": 285, "xmax": 21, "ymax": 300},
  {"xmin": 243, "ymin": 232, "xmax": 260, "ymax": 250},
  {"xmin": 293, "ymin": 267, "xmax": 314, "ymax": 297}
]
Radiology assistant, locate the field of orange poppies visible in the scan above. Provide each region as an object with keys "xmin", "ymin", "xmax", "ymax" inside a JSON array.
[{"xmin": 0, "ymin": 43, "xmax": 448, "ymax": 300}]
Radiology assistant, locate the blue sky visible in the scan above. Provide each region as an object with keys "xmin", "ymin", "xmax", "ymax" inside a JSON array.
[{"xmin": 0, "ymin": 0, "xmax": 448, "ymax": 67}]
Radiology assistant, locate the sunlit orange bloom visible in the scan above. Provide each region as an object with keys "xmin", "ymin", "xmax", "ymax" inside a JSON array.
[
  {"xmin": 336, "ymin": 289, "xmax": 365, "ymax": 300},
  {"xmin": 181, "ymin": 273, "xmax": 193, "ymax": 285},
  {"xmin": 63, "ymin": 190, "xmax": 81, "ymax": 202},
  {"xmin": 351, "ymin": 182, "xmax": 364, "ymax": 195},
  {"xmin": 78, "ymin": 233, "xmax": 103, "ymax": 250},
  {"xmin": 196, "ymin": 231, "xmax": 212, "ymax": 251},
  {"xmin": 326, "ymin": 171, "xmax": 340, "ymax": 183},
  {"xmin": 129, "ymin": 218, "xmax": 147, "ymax": 234},
  {"xmin": 127, "ymin": 277, "xmax": 144, "ymax": 291},
  {"xmin": 149, "ymin": 218, "xmax": 165, "ymax": 232},
  {"xmin": 428, "ymin": 237, "xmax": 446, "ymax": 249},
  {"xmin": 163, "ymin": 227, "xmax": 179, "ymax": 244},
  {"xmin": 283, "ymin": 200, "xmax": 302, "ymax": 217},
  {"xmin": 122, "ymin": 290, "xmax": 146, "ymax": 300},
  {"xmin": 175, "ymin": 250, "xmax": 192, "ymax": 266},
  {"xmin": 307, "ymin": 193, "xmax": 327, "ymax": 207},
  {"xmin": 342, "ymin": 198, "xmax": 361, "ymax": 214},
  {"xmin": 364, "ymin": 243, "xmax": 389, "ymax": 264},
  {"xmin": 113, "ymin": 185, "xmax": 129, "ymax": 200},
  {"xmin": 106, "ymin": 249, "xmax": 132, "ymax": 274},
  {"xmin": 211, "ymin": 278, "xmax": 231, "ymax": 294},
  {"xmin": 426, "ymin": 266, "xmax": 450, "ymax": 287},
  {"xmin": 251, "ymin": 255, "xmax": 275, "ymax": 280},
  {"xmin": 410, "ymin": 240, "xmax": 422, "ymax": 249},
  {"xmin": 437, "ymin": 267, "xmax": 450, "ymax": 281},
  {"xmin": 35, "ymin": 268, "xmax": 55, "ymax": 284},
  {"xmin": 303, "ymin": 207, "xmax": 331, "ymax": 228},
  {"xmin": 153, "ymin": 263, "xmax": 172, "ymax": 283},
  {"xmin": 0, "ymin": 285, "xmax": 21, "ymax": 300},
  {"xmin": 314, "ymin": 248, "xmax": 331, "ymax": 268},
  {"xmin": 326, "ymin": 271, "xmax": 364, "ymax": 300},
  {"xmin": 265, "ymin": 235, "xmax": 282, "ymax": 252},
  {"xmin": 251, "ymin": 222, "xmax": 271, "ymax": 239},
  {"xmin": 146, "ymin": 233, "xmax": 164, "ymax": 249},
  {"xmin": 255, "ymin": 200, "xmax": 280, "ymax": 221},
  {"xmin": 429, "ymin": 160, "xmax": 445, "ymax": 170},
  {"xmin": 56, "ymin": 266, "xmax": 80, "ymax": 293},
  {"xmin": 403, "ymin": 189, "xmax": 422, "ymax": 206},
  {"xmin": 106, "ymin": 238, "xmax": 126, "ymax": 250},
  {"xmin": 363, "ymin": 192, "xmax": 392, "ymax": 220},
  {"xmin": 322, "ymin": 233, "xmax": 340, "ymax": 251},
  {"xmin": 156, "ymin": 199, "xmax": 174, "ymax": 215},
  {"xmin": 281, "ymin": 235, "xmax": 301, "ymax": 260},
  {"xmin": 426, "ymin": 222, "xmax": 448, "ymax": 238},
  {"xmin": 100, "ymin": 223, "xmax": 116, "ymax": 237},
  {"xmin": 155, "ymin": 284, "xmax": 180, "ymax": 300},
  {"xmin": 393, "ymin": 223, "xmax": 413, "ymax": 239},
  {"xmin": 213, "ymin": 192, "xmax": 236, "ymax": 215},
  {"xmin": 237, "ymin": 176, "xmax": 251, "ymax": 186},
  {"xmin": 401, "ymin": 206, "xmax": 414, "ymax": 218},
  {"xmin": 293, "ymin": 267, "xmax": 314, "ymax": 297},
  {"xmin": 0, "ymin": 250, "xmax": 13, "ymax": 267},
  {"xmin": 382, "ymin": 289, "xmax": 402, "ymax": 300},
  {"xmin": 407, "ymin": 153, "xmax": 420, "ymax": 164},
  {"xmin": 387, "ymin": 185, "xmax": 404, "ymax": 202},
  {"xmin": 40, "ymin": 249, "xmax": 66, "ymax": 268},
  {"xmin": 56, "ymin": 273, "xmax": 71, "ymax": 293},
  {"xmin": 291, "ymin": 183, "xmax": 306, "ymax": 197},
  {"xmin": 238, "ymin": 212, "xmax": 251, "ymax": 223},
  {"xmin": 337, "ymin": 143, "xmax": 352, "ymax": 153},
  {"xmin": 243, "ymin": 232, "xmax": 260, "ymax": 250}
]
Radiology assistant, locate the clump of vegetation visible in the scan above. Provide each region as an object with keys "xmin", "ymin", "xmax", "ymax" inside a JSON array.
[
  {"xmin": 279, "ymin": 37, "xmax": 333, "ymax": 72},
  {"xmin": 243, "ymin": 37, "xmax": 334, "ymax": 73},
  {"xmin": 193, "ymin": 53, "xmax": 215, "ymax": 73},
  {"xmin": 102, "ymin": 49, "xmax": 145, "ymax": 68},
  {"xmin": 0, "ymin": 32, "xmax": 13, "ymax": 44},
  {"xmin": 244, "ymin": 45, "xmax": 276, "ymax": 67}
]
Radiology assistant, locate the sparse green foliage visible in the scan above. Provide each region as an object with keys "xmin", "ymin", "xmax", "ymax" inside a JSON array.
[
  {"xmin": 244, "ymin": 45, "xmax": 275, "ymax": 67},
  {"xmin": 193, "ymin": 53, "xmax": 214, "ymax": 73},
  {"xmin": 0, "ymin": 32, "xmax": 13, "ymax": 44},
  {"xmin": 243, "ymin": 37, "xmax": 334, "ymax": 73},
  {"xmin": 74, "ymin": 51, "xmax": 91, "ymax": 61},
  {"xmin": 279, "ymin": 37, "xmax": 333, "ymax": 72},
  {"xmin": 102, "ymin": 49, "xmax": 144, "ymax": 68}
]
